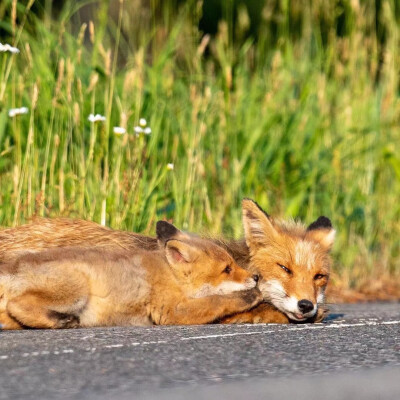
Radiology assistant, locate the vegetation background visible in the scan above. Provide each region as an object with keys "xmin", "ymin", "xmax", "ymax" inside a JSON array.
[{"xmin": 0, "ymin": 0, "xmax": 399, "ymax": 298}]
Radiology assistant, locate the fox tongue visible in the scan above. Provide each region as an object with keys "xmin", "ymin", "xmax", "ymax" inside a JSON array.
[{"xmin": 295, "ymin": 313, "xmax": 305, "ymax": 319}]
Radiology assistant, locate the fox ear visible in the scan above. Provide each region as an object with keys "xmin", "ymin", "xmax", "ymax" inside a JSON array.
[
  {"xmin": 242, "ymin": 198, "xmax": 279, "ymax": 249},
  {"xmin": 306, "ymin": 216, "xmax": 336, "ymax": 250},
  {"xmin": 164, "ymin": 240, "xmax": 199, "ymax": 266},
  {"xmin": 156, "ymin": 221, "xmax": 181, "ymax": 244}
]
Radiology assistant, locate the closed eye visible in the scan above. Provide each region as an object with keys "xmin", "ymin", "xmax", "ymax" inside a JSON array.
[
  {"xmin": 277, "ymin": 263, "xmax": 292, "ymax": 274},
  {"xmin": 314, "ymin": 274, "xmax": 327, "ymax": 280},
  {"xmin": 223, "ymin": 265, "xmax": 232, "ymax": 274}
]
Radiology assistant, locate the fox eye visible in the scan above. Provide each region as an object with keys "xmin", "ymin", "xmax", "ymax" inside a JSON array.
[
  {"xmin": 314, "ymin": 274, "xmax": 326, "ymax": 280},
  {"xmin": 223, "ymin": 265, "xmax": 232, "ymax": 274},
  {"xmin": 277, "ymin": 263, "xmax": 292, "ymax": 274}
]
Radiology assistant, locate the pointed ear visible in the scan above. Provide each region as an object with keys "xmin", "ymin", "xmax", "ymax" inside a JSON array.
[
  {"xmin": 306, "ymin": 216, "xmax": 336, "ymax": 250},
  {"xmin": 242, "ymin": 198, "xmax": 279, "ymax": 249},
  {"xmin": 164, "ymin": 240, "xmax": 200, "ymax": 266},
  {"xmin": 156, "ymin": 221, "xmax": 181, "ymax": 245}
]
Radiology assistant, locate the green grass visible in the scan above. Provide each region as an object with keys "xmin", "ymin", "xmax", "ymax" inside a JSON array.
[{"xmin": 0, "ymin": 0, "xmax": 400, "ymax": 289}]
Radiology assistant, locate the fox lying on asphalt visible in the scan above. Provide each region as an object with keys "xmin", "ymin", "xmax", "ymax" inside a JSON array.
[
  {"xmin": 0, "ymin": 221, "xmax": 261, "ymax": 329},
  {"xmin": 218, "ymin": 199, "xmax": 335, "ymax": 324},
  {"xmin": 0, "ymin": 199, "xmax": 335, "ymax": 324}
]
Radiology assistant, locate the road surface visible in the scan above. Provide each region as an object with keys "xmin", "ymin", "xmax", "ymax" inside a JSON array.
[{"xmin": 0, "ymin": 303, "xmax": 399, "ymax": 399}]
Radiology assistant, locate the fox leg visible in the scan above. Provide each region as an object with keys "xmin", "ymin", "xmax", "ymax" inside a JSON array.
[
  {"xmin": 0, "ymin": 294, "xmax": 23, "ymax": 329},
  {"xmin": 0, "ymin": 310, "xmax": 23, "ymax": 330},
  {"xmin": 6, "ymin": 288, "xmax": 88, "ymax": 330},
  {"xmin": 219, "ymin": 302, "xmax": 290, "ymax": 324},
  {"xmin": 153, "ymin": 288, "xmax": 263, "ymax": 325}
]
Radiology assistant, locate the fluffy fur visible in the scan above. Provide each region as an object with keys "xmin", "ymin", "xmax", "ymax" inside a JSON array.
[
  {"xmin": 0, "ymin": 222, "xmax": 261, "ymax": 329},
  {"xmin": 0, "ymin": 199, "xmax": 335, "ymax": 324},
  {"xmin": 225, "ymin": 199, "xmax": 335, "ymax": 323}
]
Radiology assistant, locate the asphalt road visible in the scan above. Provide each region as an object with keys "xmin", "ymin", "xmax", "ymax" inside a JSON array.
[{"xmin": 0, "ymin": 303, "xmax": 399, "ymax": 400}]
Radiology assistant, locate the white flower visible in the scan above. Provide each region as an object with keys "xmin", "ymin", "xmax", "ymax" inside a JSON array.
[
  {"xmin": 88, "ymin": 113, "xmax": 106, "ymax": 122},
  {"xmin": 8, "ymin": 107, "xmax": 29, "ymax": 117},
  {"xmin": 134, "ymin": 119, "xmax": 151, "ymax": 136},
  {"xmin": 113, "ymin": 126, "xmax": 126, "ymax": 135},
  {"xmin": 0, "ymin": 43, "xmax": 20, "ymax": 54},
  {"xmin": 167, "ymin": 163, "xmax": 174, "ymax": 170}
]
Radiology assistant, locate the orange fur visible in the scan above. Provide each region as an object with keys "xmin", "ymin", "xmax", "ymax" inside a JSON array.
[
  {"xmin": 0, "ymin": 222, "xmax": 262, "ymax": 329},
  {"xmin": 0, "ymin": 199, "xmax": 335, "ymax": 324},
  {"xmin": 0, "ymin": 217, "xmax": 157, "ymax": 263},
  {"xmin": 222, "ymin": 199, "xmax": 334, "ymax": 323}
]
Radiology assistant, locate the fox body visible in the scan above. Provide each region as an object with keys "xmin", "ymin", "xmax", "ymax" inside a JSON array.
[
  {"xmin": 0, "ymin": 200, "xmax": 335, "ymax": 324},
  {"xmin": 0, "ymin": 221, "xmax": 261, "ymax": 329}
]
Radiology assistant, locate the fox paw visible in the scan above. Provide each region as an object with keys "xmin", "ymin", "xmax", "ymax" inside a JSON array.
[
  {"xmin": 48, "ymin": 311, "xmax": 80, "ymax": 329},
  {"xmin": 240, "ymin": 288, "xmax": 263, "ymax": 307},
  {"xmin": 313, "ymin": 306, "xmax": 329, "ymax": 323}
]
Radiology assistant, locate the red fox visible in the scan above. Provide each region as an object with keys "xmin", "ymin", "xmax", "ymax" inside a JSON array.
[
  {"xmin": 217, "ymin": 199, "xmax": 335, "ymax": 323},
  {"xmin": 0, "ymin": 221, "xmax": 261, "ymax": 329},
  {"xmin": 0, "ymin": 199, "xmax": 335, "ymax": 324}
]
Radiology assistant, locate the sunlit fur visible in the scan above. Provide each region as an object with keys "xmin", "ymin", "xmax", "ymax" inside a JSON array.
[
  {"xmin": 0, "ymin": 200, "xmax": 334, "ymax": 323},
  {"xmin": 238, "ymin": 199, "xmax": 335, "ymax": 321},
  {"xmin": 0, "ymin": 218, "xmax": 158, "ymax": 264},
  {"xmin": 160, "ymin": 232, "xmax": 257, "ymax": 298},
  {"xmin": 0, "ymin": 222, "xmax": 261, "ymax": 330}
]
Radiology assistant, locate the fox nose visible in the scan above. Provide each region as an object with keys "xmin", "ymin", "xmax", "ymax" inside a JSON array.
[
  {"xmin": 252, "ymin": 274, "xmax": 259, "ymax": 283},
  {"xmin": 298, "ymin": 299, "xmax": 314, "ymax": 314}
]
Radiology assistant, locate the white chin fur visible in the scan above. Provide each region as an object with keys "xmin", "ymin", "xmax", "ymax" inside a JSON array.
[
  {"xmin": 260, "ymin": 280, "xmax": 318, "ymax": 319},
  {"xmin": 193, "ymin": 278, "xmax": 255, "ymax": 298}
]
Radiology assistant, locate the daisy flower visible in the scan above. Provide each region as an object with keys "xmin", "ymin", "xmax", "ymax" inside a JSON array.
[
  {"xmin": 8, "ymin": 107, "xmax": 28, "ymax": 117},
  {"xmin": 0, "ymin": 43, "xmax": 20, "ymax": 54},
  {"xmin": 88, "ymin": 113, "xmax": 106, "ymax": 122}
]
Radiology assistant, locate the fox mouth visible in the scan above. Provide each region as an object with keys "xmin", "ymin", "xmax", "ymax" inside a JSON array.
[
  {"xmin": 268, "ymin": 301, "xmax": 315, "ymax": 321},
  {"xmin": 285, "ymin": 308, "xmax": 317, "ymax": 321},
  {"xmin": 287, "ymin": 312, "xmax": 308, "ymax": 321}
]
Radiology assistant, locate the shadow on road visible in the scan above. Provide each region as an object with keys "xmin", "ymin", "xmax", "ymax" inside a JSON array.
[{"xmin": 324, "ymin": 313, "xmax": 345, "ymax": 322}]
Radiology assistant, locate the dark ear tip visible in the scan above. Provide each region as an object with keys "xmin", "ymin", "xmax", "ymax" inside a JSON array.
[
  {"xmin": 307, "ymin": 216, "xmax": 332, "ymax": 231},
  {"xmin": 242, "ymin": 198, "xmax": 270, "ymax": 219},
  {"xmin": 156, "ymin": 220, "xmax": 179, "ymax": 241}
]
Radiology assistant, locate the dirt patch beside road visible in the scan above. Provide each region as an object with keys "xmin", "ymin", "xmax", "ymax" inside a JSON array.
[{"xmin": 327, "ymin": 275, "xmax": 400, "ymax": 303}]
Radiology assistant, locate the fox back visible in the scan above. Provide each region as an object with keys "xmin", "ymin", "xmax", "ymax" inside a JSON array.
[{"xmin": 0, "ymin": 218, "xmax": 157, "ymax": 263}]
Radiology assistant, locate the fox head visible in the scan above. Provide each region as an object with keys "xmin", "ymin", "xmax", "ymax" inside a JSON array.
[
  {"xmin": 242, "ymin": 199, "xmax": 335, "ymax": 321},
  {"xmin": 156, "ymin": 221, "xmax": 258, "ymax": 298}
]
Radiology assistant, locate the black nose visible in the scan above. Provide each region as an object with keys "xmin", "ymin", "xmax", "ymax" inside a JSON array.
[
  {"xmin": 252, "ymin": 274, "xmax": 259, "ymax": 283},
  {"xmin": 298, "ymin": 299, "xmax": 314, "ymax": 314}
]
